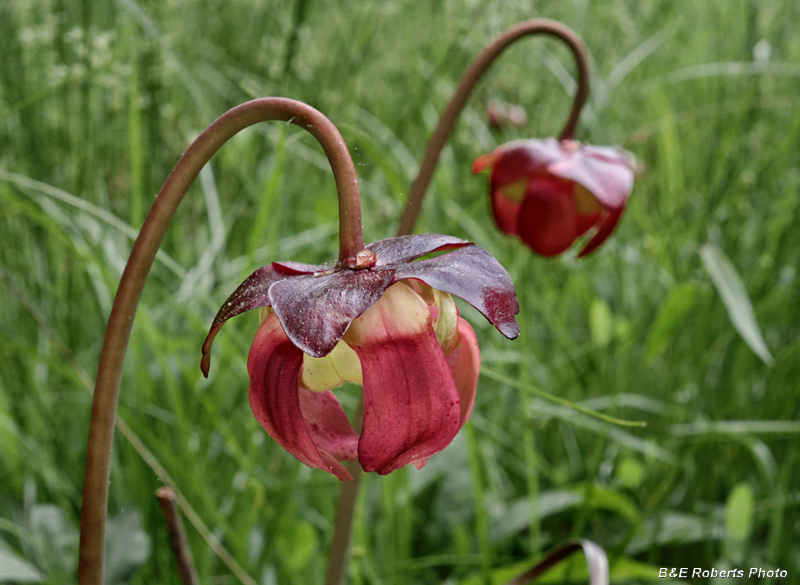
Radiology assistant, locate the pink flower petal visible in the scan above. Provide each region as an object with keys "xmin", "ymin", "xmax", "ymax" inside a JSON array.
[
  {"xmin": 298, "ymin": 390, "xmax": 359, "ymax": 462},
  {"xmin": 548, "ymin": 145, "xmax": 634, "ymax": 210},
  {"xmin": 486, "ymin": 139, "xmax": 566, "ymax": 188},
  {"xmin": 368, "ymin": 234, "xmax": 470, "ymax": 265},
  {"xmin": 517, "ymin": 176, "xmax": 580, "ymax": 257},
  {"xmin": 578, "ymin": 207, "xmax": 625, "ymax": 258},
  {"xmin": 248, "ymin": 313, "xmax": 355, "ymax": 480},
  {"xmin": 391, "ymin": 245, "xmax": 520, "ymax": 340},
  {"xmin": 447, "ymin": 318, "xmax": 481, "ymax": 427},
  {"xmin": 343, "ymin": 284, "xmax": 462, "ymax": 474}
]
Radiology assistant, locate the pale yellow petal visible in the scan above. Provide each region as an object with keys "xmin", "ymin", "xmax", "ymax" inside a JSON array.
[{"xmin": 300, "ymin": 341, "xmax": 362, "ymax": 391}]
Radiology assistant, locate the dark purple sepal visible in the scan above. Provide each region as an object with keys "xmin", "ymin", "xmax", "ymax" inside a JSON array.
[
  {"xmin": 269, "ymin": 267, "xmax": 396, "ymax": 358},
  {"xmin": 391, "ymin": 245, "xmax": 520, "ymax": 339},
  {"xmin": 367, "ymin": 234, "xmax": 469, "ymax": 265},
  {"xmin": 202, "ymin": 265, "xmax": 289, "ymax": 377}
]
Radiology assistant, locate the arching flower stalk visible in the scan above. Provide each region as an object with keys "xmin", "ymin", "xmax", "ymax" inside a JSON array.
[{"xmin": 79, "ymin": 98, "xmax": 365, "ymax": 585}]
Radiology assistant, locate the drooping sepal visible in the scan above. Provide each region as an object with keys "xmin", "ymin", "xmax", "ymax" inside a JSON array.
[
  {"xmin": 269, "ymin": 267, "xmax": 396, "ymax": 358},
  {"xmin": 391, "ymin": 245, "xmax": 520, "ymax": 340},
  {"xmin": 368, "ymin": 234, "xmax": 470, "ymax": 265},
  {"xmin": 202, "ymin": 265, "xmax": 290, "ymax": 377}
]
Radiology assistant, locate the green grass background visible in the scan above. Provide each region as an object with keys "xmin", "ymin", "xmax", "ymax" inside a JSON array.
[{"xmin": 1, "ymin": 0, "xmax": 799, "ymax": 583}]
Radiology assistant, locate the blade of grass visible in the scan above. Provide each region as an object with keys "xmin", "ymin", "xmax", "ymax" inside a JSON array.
[
  {"xmin": 0, "ymin": 266, "xmax": 257, "ymax": 585},
  {"xmin": 464, "ymin": 421, "xmax": 492, "ymax": 585},
  {"xmin": 700, "ymin": 243, "xmax": 774, "ymax": 365},
  {"xmin": 127, "ymin": 22, "xmax": 144, "ymax": 229},
  {"xmin": 670, "ymin": 420, "xmax": 800, "ymax": 436},
  {"xmin": 480, "ymin": 367, "xmax": 646, "ymax": 427},
  {"xmin": 247, "ymin": 126, "xmax": 286, "ymax": 261},
  {"xmin": 0, "ymin": 170, "xmax": 185, "ymax": 278}
]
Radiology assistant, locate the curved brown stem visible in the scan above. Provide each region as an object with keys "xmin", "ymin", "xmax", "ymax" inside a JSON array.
[
  {"xmin": 78, "ymin": 98, "xmax": 363, "ymax": 585},
  {"xmin": 396, "ymin": 18, "xmax": 590, "ymax": 236}
]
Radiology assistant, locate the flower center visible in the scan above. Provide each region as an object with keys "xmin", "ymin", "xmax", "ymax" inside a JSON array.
[{"xmin": 299, "ymin": 281, "xmax": 461, "ymax": 392}]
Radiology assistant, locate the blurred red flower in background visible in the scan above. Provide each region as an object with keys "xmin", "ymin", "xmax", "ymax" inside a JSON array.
[{"xmin": 473, "ymin": 138, "xmax": 636, "ymax": 257}]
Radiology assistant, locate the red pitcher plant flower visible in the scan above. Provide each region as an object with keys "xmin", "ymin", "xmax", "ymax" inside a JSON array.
[
  {"xmin": 473, "ymin": 138, "xmax": 636, "ymax": 257},
  {"xmin": 202, "ymin": 234, "xmax": 519, "ymax": 480}
]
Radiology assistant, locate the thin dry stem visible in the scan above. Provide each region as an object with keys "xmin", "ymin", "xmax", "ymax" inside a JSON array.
[{"xmin": 157, "ymin": 487, "xmax": 200, "ymax": 585}]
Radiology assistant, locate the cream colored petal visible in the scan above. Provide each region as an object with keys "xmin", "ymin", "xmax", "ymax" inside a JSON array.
[
  {"xmin": 343, "ymin": 282, "xmax": 431, "ymax": 345},
  {"xmin": 574, "ymin": 184, "xmax": 605, "ymax": 214},
  {"xmin": 433, "ymin": 289, "xmax": 460, "ymax": 356},
  {"xmin": 258, "ymin": 306, "xmax": 273, "ymax": 324},
  {"xmin": 300, "ymin": 341, "xmax": 362, "ymax": 392}
]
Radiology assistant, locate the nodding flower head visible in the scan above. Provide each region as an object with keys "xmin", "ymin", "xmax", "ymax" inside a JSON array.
[
  {"xmin": 202, "ymin": 234, "xmax": 519, "ymax": 480},
  {"xmin": 473, "ymin": 138, "xmax": 636, "ymax": 257}
]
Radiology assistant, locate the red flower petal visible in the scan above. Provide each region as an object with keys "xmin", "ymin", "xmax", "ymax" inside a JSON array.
[
  {"xmin": 343, "ymin": 284, "xmax": 462, "ymax": 474},
  {"xmin": 298, "ymin": 389, "xmax": 359, "ymax": 463},
  {"xmin": 447, "ymin": 318, "xmax": 481, "ymax": 427},
  {"xmin": 472, "ymin": 152, "xmax": 500, "ymax": 174},
  {"xmin": 248, "ymin": 314, "xmax": 355, "ymax": 480},
  {"xmin": 391, "ymin": 245, "xmax": 520, "ymax": 340},
  {"xmin": 269, "ymin": 267, "xmax": 396, "ymax": 358},
  {"xmin": 411, "ymin": 314, "xmax": 479, "ymax": 473},
  {"xmin": 578, "ymin": 206, "xmax": 625, "ymax": 258},
  {"xmin": 202, "ymin": 265, "xmax": 289, "ymax": 377},
  {"xmin": 491, "ymin": 188, "xmax": 522, "ymax": 236},
  {"xmin": 517, "ymin": 177, "xmax": 580, "ymax": 257},
  {"xmin": 367, "ymin": 234, "xmax": 470, "ymax": 265}
]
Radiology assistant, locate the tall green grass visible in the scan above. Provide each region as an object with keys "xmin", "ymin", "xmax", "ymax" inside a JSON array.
[{"xmin": 1, "ymin": 0, "xmax": 799, "ymax": 583}]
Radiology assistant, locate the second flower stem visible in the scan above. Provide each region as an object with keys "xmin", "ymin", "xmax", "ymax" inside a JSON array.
[{"xmin": 396, "ymin": 18, "xmax": 590, "ymax": 236}]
